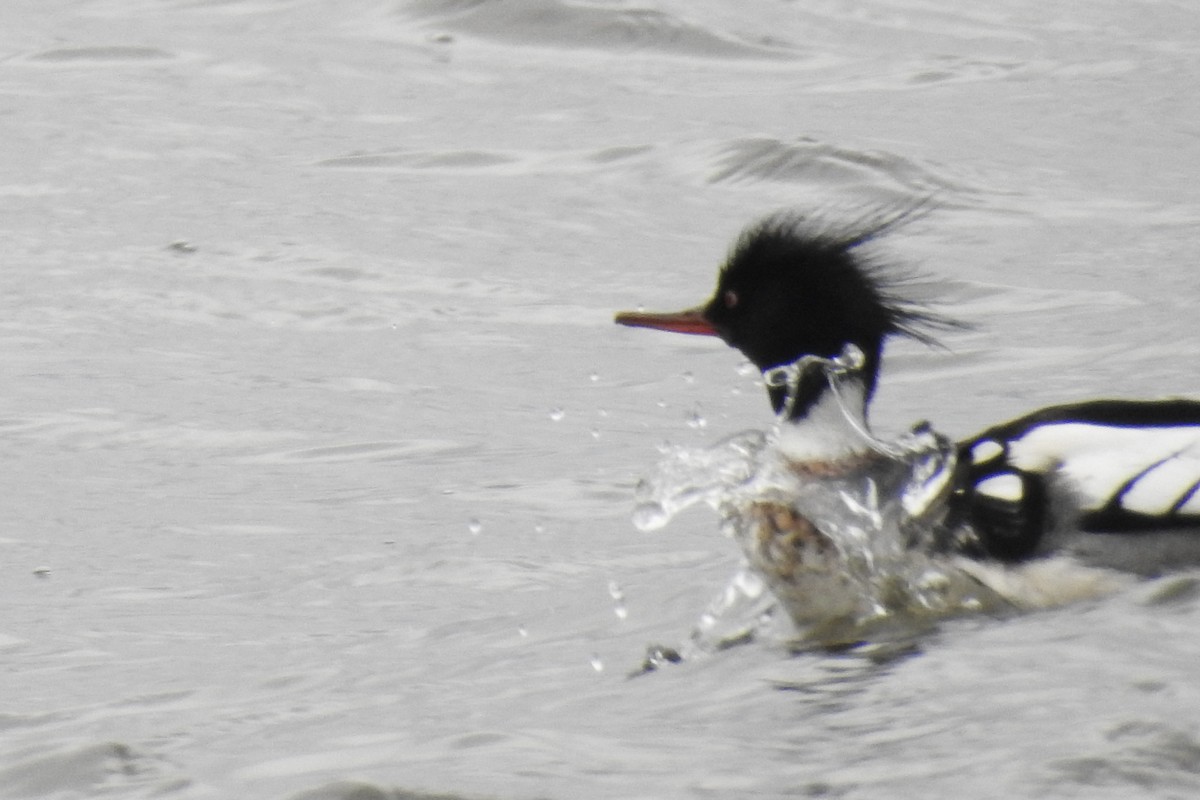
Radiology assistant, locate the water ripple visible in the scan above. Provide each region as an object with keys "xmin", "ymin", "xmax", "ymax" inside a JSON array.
[
  {"xmin": 706, "ymin": 137, "xmax": 970, "ymax": 195},
  {"xmin": 247, "ymin": 439, "xmax": 465, "ymax": 464},
  {"xmin": 318, "ymin": 150, "xmax": 518, "ymax": 170},
  {"xmin": 402, "ymin": 0, "xmax": 797, "ymax": 59},
  {"xmin": 25, "ymin": 46, "xmax": 175, "ymax": 64},
  {"xmin": 0, "ymin": 742, "xmax": 170, "ymax": 797},
  {"xmin": 316, "ymin": 144, "xmax": 655, "ymax": 174}
]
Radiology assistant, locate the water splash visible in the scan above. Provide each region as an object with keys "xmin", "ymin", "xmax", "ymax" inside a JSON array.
[
  {"xmin": 631, "ymin": 345, "xmax": 1005, "ymax": 648},
  {"xmin": 691, "ymin": 564, "xmax": 776, "ymax": 648},
  {"xmin": 632, "ymin": 428, "xmax": 768, "ymax": 533}
]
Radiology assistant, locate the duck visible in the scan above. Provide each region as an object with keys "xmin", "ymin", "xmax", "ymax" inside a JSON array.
[{"xmin": 614, "ymin": 209, "xmax": 1200, "ymax": 637}]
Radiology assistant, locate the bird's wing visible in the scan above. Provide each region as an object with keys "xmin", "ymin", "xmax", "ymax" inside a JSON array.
[{"xmin": 956, "ymin": 399, "xmax": 1200, "ymax": 561}]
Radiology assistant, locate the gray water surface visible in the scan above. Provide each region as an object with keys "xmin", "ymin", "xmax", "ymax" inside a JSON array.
[{"xmin": 3, "ymin": 1, "xmax": 1200, "ymax": 798}]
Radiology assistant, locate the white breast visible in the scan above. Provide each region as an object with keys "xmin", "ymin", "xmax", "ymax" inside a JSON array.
[{"xmin": 774, "ymin": 381, "xmax": 871, "ymax": 463}]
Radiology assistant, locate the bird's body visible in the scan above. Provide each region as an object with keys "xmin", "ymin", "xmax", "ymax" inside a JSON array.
[{"xmin": 615, "ymin": 210, "xmax": 1200, "ymax": 638}]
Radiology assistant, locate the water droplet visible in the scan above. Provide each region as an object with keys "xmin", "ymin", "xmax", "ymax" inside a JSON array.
[
  {"xmin": 734, "ymin": 569, "xmax": 765, "ymax": 598},
  {"xmin": 596, "ymin": 408, "xmax": 608, "ymax": 418},
  {"xmin": 916, "ymin": 570, "xmax": 950, "ymax": 592},
  {"xmin": 534, "ymin": 523, "xmax": 545, "ymax": 534},
  {"xmin": 518, "ymin": 625, "xmax": 528, "ymax": 638},
  {"xmin": 632, "ymin": 501, "xmax": 669, "ymax": 531},
  {"xmin": 642, "ymin": 645, "xmax": 682, "ymax": 670},
  {"xmin": 467, "ymin": 518, "xmax": 482, "ymax": 535},
  {"xmin": 590, "ymin": 428, "xmax": 600, "ymax": 440},
  {"xmin": 656, "ymin": 399, "xmax": 668, "ymax": 409},
  {"xmin": 589, "ymin": 371, "xmax": 600, "ymax": 383},
  {"xmin": 607, "ymin": 582, "xmax": 628, "ymax": 619},
  {"xmin": 549, "ymin": 407, "xmax": 565, "ymax": 422},
  {"xmin": 681, "ymin": 371, "xmax": 694, "ymax": 384},
  {"xmin": 686, "ymin": 408, "xmax": 707, "ymax": 429},
  {"xmin": 590, "ymin": 654, "xmax": 604, "ymax": 672},
  {"xmin": 32, "ymin": 566, "xmax": 50, "ymax": 578},
  {"xmin": 736, "ymin": 361, "xmax": 757, "ymax": 377}
]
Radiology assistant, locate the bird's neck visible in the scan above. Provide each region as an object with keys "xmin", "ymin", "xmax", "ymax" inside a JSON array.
[{"xmin": 763, "ymin": 348, "xmax": 875, "ymax": 462}]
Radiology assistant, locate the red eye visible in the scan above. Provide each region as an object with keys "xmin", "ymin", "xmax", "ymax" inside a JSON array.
[{"xmin": 724, "ymin": 290, "xmax": 738, "ymax": 309}]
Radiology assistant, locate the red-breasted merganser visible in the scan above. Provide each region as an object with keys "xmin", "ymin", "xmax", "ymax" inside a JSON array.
[{"xmin": 615, "ymin": 210, "xmax": 1200, "ymax": 636}]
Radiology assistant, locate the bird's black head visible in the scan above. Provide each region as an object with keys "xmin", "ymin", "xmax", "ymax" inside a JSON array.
[{"xmin": 616, "ymin": 209, "xmax": 953, "ymax": 418}]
